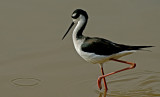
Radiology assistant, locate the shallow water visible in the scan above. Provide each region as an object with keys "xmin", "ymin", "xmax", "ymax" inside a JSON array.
[{"xmin": 0, "ymin": 0, "xmax": 160, "ymax": 97}]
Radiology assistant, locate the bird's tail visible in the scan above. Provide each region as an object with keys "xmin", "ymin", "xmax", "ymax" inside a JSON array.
[
  {"xmin": 131, "ymin": 46, "xmax": 154, "ymax": 50},
  {"xmin": 126, "ymin": 46, "xmax": 154, "ymax": 52},
  {"xmin": 117, "ymin": 43, "xmax": 154, "ymax": 51}
]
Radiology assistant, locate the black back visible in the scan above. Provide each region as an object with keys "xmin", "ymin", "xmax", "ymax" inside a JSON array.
[{"xmin": 81, "ymin": 37, "xmax": 153, "ymax": 55}]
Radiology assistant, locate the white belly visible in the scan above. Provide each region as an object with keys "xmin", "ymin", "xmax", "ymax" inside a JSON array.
[{"xmin": 78, "ymin": 50, "xmax": 135, "ymax": 64}]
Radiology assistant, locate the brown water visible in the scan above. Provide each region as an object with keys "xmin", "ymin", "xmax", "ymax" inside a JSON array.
[{"xmin": 0, "ymin": 0, "xmax": 160, "ymax": 97}]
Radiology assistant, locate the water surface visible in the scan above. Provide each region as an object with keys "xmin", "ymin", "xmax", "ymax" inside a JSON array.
[{"xmin": 0, "ymin": 0, "xmax": 160, "ymax": 97}]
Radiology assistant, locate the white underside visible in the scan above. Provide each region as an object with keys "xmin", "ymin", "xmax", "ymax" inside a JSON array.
[{"xmin": 78, "ymin": 49, "xmax": 135, "ymax": 64}]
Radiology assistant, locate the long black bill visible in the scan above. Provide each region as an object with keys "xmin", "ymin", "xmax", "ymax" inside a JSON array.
[{"xmin": 62, "ymin": 22, "xmax": 74, "ymax": 40}]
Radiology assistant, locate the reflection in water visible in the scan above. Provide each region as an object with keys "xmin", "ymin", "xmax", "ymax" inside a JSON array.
[
  {"xmin": 59, "ymin": 68, "xmax": 160, "ymax": 97},
  {"xmin": 61, "ymin": 70, "xmax": 160, "ymax": 97},
  {"xmin": 11, "ymin": 78, "xmax": 41, "ymax": 86},
  {"xmin": 96, "ymin": 90, "xmax": 107, "ymax": 97},
  {"xmin": 95, "ymin": 70, "xmax": 160, "ymax": 97}
]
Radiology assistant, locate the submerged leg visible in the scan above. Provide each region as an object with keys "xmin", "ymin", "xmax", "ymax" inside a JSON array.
[{"xmin": 97, "ymin": 59, "xmax": 136, "ymax": 90}]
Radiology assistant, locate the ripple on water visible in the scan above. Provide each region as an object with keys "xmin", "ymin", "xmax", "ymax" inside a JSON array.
[
  {"xmin": 11, "ymin": 78, "xmax": 41, "ymax": 86},
  {"xmin": 60, "ymin": 70, "xmax": 160, "ymax": 97},
  {"xmin": 105, "ymin": 70, "xmax": 160, "ymax": 96}
]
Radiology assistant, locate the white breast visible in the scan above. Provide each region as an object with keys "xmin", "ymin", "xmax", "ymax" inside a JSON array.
[{"xmin": 72, "ymin": 38, "xmax": 108, "ymax": 64}]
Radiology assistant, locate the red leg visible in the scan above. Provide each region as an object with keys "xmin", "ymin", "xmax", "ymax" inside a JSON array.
[
  {"xmin": 98, "ymin": 65, "xmax": 108, "ymax": 92},
  {"xmin": 97, "ymin": 59, "xmax": 136, "ymax": 90}
]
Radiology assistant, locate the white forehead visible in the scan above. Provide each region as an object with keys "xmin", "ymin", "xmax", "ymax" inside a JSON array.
[
  {"xmin": 72, "ymin": 13, "xmax": 77, "ymax": 17},
  {"xmin": 72, "ymin": 15, "xmax": 86, "ymax": 23}
]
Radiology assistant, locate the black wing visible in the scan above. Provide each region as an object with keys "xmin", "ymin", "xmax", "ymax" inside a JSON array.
[{"xmin": 81, "ymin": 37, "xmax": 153, "ymax": 55}]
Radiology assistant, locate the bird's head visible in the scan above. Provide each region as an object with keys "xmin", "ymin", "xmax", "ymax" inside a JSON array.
[{"xmin": 62, "ymin": 9, "xmax": 88, "ymax": 40}]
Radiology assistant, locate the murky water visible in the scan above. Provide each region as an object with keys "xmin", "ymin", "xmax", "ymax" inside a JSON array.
[{"xmin": 0, "ymin": 0, "xmax": 160, "ymax": 97}]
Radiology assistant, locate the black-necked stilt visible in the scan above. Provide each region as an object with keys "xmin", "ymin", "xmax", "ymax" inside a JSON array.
[{"xmin": 62, "ymin": 9, "xmax": 153, "ymax": 92}]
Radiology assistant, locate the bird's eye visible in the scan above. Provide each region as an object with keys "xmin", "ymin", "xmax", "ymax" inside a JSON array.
[{"xmin": 72, "ymin": 13, "xmax": 79, "ymax": 19}]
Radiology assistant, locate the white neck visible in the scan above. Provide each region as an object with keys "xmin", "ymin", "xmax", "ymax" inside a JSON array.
[
  {"xmin": 72, "ymin": 15, "xmax": 86, "ymax": 41},
  {"xmin": 72, "ymin": 15, "xmax": 87, "ymax": 54}
]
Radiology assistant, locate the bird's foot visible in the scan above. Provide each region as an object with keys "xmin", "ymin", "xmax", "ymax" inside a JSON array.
[{"xmin": 97, "ymin": 77, "xmax": 102, "ymax": 90}]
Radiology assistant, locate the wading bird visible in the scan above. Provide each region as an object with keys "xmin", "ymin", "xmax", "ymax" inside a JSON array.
[{"xmin": 62, "ymin": 9, "xmax": 153, "ymax": 92}]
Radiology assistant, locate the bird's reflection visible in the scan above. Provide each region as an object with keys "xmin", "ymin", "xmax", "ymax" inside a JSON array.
[
  {"xmin": 99, "ymin": 92, "xmax": 106, "ymax": 97},
  {"xmin": 97, "ymin": 90, "xmax": 107, "ymax": 97}
]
